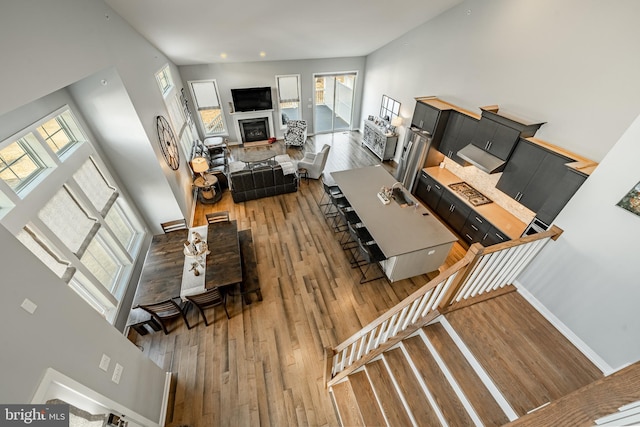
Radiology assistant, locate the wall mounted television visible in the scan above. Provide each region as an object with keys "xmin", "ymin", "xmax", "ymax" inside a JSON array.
[{"xmin": 231, "ymin": 87, "xmax": 273, "ymax": 112}]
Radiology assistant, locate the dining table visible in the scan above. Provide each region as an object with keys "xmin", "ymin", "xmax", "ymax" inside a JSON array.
[{"xmin": 127, "ymin": 220, "xmax": 242, "ymax": 330}]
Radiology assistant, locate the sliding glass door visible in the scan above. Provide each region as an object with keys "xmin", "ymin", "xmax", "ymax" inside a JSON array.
[{"xmin": 313, "ymin": 72, "xmax": 357, "ymax": 134}]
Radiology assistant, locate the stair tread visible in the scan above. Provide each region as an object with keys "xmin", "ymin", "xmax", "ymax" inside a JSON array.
[
  {"xmin": 331, "ymin": 380, "xmax": 366, "ymax": 427},
  {"xmin": 446, "ymin": 292, "xmax": 603, "ymax": 416},
  {"xmin": 404, "ymin": 335, "xmax": 475, "ymax": 426},
  {"xmin": 365, "ymin": 359, "xmax": 413, "ymax": 427},
  {"xmin": 424, "ymin": 322, "xmax": 510, "ymax": 426},
  {"xmin": 384, "ymin": 347, "xmax": 443, "ymax": 427},
  {"xmin": 348, "ymin": 370, "xmax": 388, "ymax": 427}
]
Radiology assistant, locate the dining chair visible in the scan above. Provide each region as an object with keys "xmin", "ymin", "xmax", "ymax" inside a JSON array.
[
  {"xmin": 185, "ymin": 287, "xmax": 229, "ymax": 326},
  {"xmin": 139, "ymin": 298, "xmax": 191, "ymax": 335},
  {"xmin": 160, "ymin": 219, "xmax": 187, "ymax": 233},
  {"xmin": 206, "ymin": 211, "xmax": 230, "ymax": 224}
]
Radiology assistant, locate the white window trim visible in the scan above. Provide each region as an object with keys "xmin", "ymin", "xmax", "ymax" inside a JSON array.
[
  {"xmin": 276, "ymin": 74, "xmax": 302, "ymax": 130},
  {"xmin": 0, "ymin": 106, "xmax": 145, "ymax": 324},
  {"xmin": 188, "ymin": 79, "xmax": 228, "ymax": 137}
]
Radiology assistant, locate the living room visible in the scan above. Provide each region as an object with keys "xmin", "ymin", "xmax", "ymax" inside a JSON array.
[{"xmin": 2, "ymin": 0, "xmax": 640, "ymax": 425}]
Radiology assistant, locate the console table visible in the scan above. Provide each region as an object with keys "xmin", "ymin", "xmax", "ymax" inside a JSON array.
[
  {"xmin": 331, "ymin": 165, "xmax": 457, "ymax": 281},
  {"xmin": 362, "ymin": 120, "xmax": 398, "ymax": 161}
]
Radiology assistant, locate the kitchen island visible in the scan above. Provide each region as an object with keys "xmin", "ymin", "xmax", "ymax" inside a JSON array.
[{"xmin": 331, "ymin": 165, "xmax": 457, "ymax": 282}]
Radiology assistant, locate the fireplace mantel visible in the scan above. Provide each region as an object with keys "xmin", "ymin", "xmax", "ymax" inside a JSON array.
[{"xmin": 231, "ymin": 110, "xmax": 275, "ymax": 143}]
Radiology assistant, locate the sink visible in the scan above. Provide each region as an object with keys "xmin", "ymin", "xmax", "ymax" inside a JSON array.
[{"xmin": 392, "ymin": 187, "xmax": 415, "ymax": 207}]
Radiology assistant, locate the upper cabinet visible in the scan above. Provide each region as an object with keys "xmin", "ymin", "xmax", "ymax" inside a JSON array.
[
  {"xmin": 438, "ymin": 111, "xmax": 479, "ymax": 165},
  {"xmin": 458, "ymin": 107, "xmax": 545, "ymax": 173},
  {"xmin": 410, "ymin": 98, "xmax": 451, "ymax": 146},
  {"xmin": 496, "ymin": 138, "xmax": 586, "ymax": 220},
  {"xmin": 469, "ymin": 117, "xmax": 522, "ymax": 161}
]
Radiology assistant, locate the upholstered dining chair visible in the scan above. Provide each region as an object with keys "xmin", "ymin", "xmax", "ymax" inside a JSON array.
[
  {"xmin": 296, "ymin": 144, "xmax": 331, "ymax": 180},
  {"xmin": 185, "ymin": 287, "xmax": 229, "ymax": 326},
  {"xmin": 283, "ymin": 119, "xmax": 307, "ymax": 147},
  {"xmin": 206, "ymin": 211, "xmax": 230, "ymax": 224},
  {"xmin": 139, "ymin": 298, "xmax": 191, "ymax": 335}
]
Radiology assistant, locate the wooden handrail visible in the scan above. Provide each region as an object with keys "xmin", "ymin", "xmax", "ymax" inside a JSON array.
[{"xmin": 327, "ymin": 225, "xmax": 564, "ymax": 385}]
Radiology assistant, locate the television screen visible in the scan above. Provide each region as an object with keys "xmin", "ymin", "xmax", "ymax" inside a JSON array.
[{"xmin": 231, "ymin": 87, "xmax": 273, "ymax": 112}]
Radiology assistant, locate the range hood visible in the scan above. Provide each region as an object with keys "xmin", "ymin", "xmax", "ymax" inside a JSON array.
[{"xmin": 457, "ymin": 143, "xmax": 506, "ymax": 174}]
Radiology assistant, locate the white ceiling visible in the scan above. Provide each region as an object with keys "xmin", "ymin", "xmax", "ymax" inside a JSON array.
[{"xmin": 105, "ymin": 0, "xmax": 462, "ymax": 66}]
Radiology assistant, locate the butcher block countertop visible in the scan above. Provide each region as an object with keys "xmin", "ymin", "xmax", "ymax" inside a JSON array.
[{"xmin": 423, "ymin": 166, "xmax": 528, "ymax": 240}]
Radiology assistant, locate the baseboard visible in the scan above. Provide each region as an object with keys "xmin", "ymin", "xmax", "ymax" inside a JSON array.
[
  {"xmin": 514, "ymin": 280, "xmax": 614, "ymax": 375},
  {"xmin": 159, "ymin": 371, "xmax": 172, "ymax": 426}
]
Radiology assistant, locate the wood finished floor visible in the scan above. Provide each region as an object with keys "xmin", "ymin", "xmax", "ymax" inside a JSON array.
[{"xmin": 129, "ymin": 132, "xmax": 466, "ymax": 427}]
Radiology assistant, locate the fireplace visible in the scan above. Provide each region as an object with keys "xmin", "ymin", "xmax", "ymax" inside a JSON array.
[
  {"xmin": 239, "ymin": 118, "xmax": 269, "ymax": 143},
  {"xmin": 231, "ymin": 110, "xmax": 275, "ymax": 145}
]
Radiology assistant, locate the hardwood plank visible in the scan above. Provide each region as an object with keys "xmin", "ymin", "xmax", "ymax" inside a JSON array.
[
  {"xmin": 403, "ymin": 335, "xmax": 475, "ymax": 426},
  {"xmin": 424, "ymin": 322, "xmax": 509, "ymax": 426},
  {"xmin": 383, "ymin": 347, "xmax": 442, "ymax": 427},
  {"xmin": 446, "ymin": 292, "xmax": 603, "ymax": 416},
  {"xmin": 348, "ymin": 370, "xmax": 388, "ymax": 427},
  {"xmin": 331, "ymin": 380, "xmax": 366, "ymax": 427},
  {"xmin": 365, "ymin": 358, "xmax": 413, "ymax": 426}
]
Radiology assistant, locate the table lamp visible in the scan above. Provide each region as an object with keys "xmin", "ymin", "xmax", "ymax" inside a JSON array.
[
  {"xmin": 191, "ymin": 156, "xmax": 209, "ymax": 178},
  {"xmin": 390, "ymin": 116, "xmax": 403, "ymax": 133}
]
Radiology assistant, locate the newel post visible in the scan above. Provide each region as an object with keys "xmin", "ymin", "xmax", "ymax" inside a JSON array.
[{"xmin": 436, "ymin": 243, "xmax": 485, "ymax": 313}]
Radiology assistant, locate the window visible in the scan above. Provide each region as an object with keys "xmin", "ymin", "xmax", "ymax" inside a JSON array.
[
  {"xmin": 155, "ymin": 64, "xmax": 174, "ymax": 96},
  {"xmin": 155, "ymin": 65, "xmax": 196, "ymax": 158},
  {"xmin": 0, "ymin": 136, "xmax": 47, "ymax": 192},
  {"xmin": 1, "ymin": 107, "xmax": 144, "ymax": 323},
  {"xmin": 36, "ymin": 109, "xmax": 86, "ymax": 156},
  {"xmin": 276, "ymin": 74, "xmax": 301, "ymax": 128},
  {"xmin": 189, "ymin": 79, "xmax": 227, "ymax": 136}
]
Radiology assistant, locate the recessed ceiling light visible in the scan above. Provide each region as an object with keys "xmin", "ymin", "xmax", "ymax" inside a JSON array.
[
  {"xmin": 259, "ymin": 51, "xmax": 266, "ymax": 58},
  {"xmin": 220, "ymin": 52, "xmax": 227, "ymax": 59}
]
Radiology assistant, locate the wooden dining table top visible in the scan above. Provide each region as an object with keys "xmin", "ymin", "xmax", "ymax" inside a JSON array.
[{"xmin": 132, "ymin": 220, "xmax": 243, "ymax": 308}]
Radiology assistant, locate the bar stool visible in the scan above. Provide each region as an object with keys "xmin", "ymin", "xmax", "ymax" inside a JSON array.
[
  {"xmin": 343, "ymin": 221, "xmax": 372, "ymax": 253},
  {"xmin": 328, "ymin": 194, "xmax": 352, "ymax": 232},
  {"xmin": 319, "ymin": 174, "xmax": 342, "ymax": 217},
  {"xmin": 352, "ymin": 240, "xmax": 387, "ymax": 284}
]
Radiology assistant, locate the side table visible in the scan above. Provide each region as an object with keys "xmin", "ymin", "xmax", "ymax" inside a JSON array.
[
  {"xmin": 194, "ymin": 173, "xmax": 222, "ymax": 204},
  {"xmin": 297, "ymin": 167, "xmax": 308, "ymax": 184}
]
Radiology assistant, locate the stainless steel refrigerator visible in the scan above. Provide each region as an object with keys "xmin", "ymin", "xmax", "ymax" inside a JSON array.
[{"xmin": 395, "ymin": 129, "xmax": 432, "ymax": 192}]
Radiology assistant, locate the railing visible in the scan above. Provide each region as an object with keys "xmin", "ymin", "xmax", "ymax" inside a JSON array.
[{"xmin": 326, "ymin": 226, "xmax": 563, "ymax": 387}]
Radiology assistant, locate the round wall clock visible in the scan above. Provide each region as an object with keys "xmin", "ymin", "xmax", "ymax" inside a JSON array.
[{"xmin": 156, "ymin": 115, "xmax": 180, "ymax": 170}]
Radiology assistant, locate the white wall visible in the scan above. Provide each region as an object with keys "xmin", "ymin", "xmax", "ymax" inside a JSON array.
[
  {"xmin": 0, "ymin": 225, "xmax": 166, "ymax": 422},
  {"xmin": 0, "ymin": 0, "xmax": 187, "ymax": 417},
  {"xmin": 179, "ymin": 57, "xmax": 366, "ymax": 141},
  {"xmin": 361, "ymin": 0, "xmax": 640, "ymax": 164},
  {"xmin": 517, "ymin": 113, "xmax": 640, "ymax": 370},
  {"xmin": 0, "ymin": 0, "xmax": 191, "ymax": 235},
  {"xmin": 359, "ymin": 0, "xmax": 640, "ymax": 369}
]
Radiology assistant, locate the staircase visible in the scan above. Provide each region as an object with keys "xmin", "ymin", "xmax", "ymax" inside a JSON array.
[{"xmin": 329, "ymin": 291, "xmax": 602, "ymax": 426}]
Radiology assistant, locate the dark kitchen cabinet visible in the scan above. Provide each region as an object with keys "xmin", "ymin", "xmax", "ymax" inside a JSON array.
[
  {"xmin": 410, "ymin": 100, "xmax": 450, "ymax": 146},
  {"xmin": 535, "ymin": 168, "xmax": 587, "ymax": 225},
  {"xmin": 435, "ymin": 188, "xmax": 472, "ymax": 233},
  {"xmin": 481, "ymin": 225, "xmax": 509, "ymax": 246},
  {"xmin": 460, "ymin": 212, "xmax": 492, "ymax": 245},
  {"xmin": 496, "ymin": 139, "xmax": 574, "ymax": 213},
  {"xmin": 415, "ymin": 171, "xmax": 444, "ymax": 210},
  {"xmin": 438, "ymin": 112, "xmax": 479, "ymax": 165},
  {"xmin": 470, "ymin": 117, "xmax": 522, "ymax": 161}
]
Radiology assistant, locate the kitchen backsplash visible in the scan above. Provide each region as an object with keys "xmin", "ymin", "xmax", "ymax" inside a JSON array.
[{"xmin": 441, "ymin": 157, "xmax": 536, "ymax": 225}]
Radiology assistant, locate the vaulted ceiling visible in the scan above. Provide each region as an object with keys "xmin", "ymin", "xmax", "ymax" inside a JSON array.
[{"xmin": 105, "ymin": 0, "xmax": 463, "ymax": 65}]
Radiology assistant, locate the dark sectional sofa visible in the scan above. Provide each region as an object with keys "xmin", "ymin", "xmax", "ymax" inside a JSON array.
[{"xmin": 229, "ymin": 164, "xmax": 298, "ymax": 202}]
